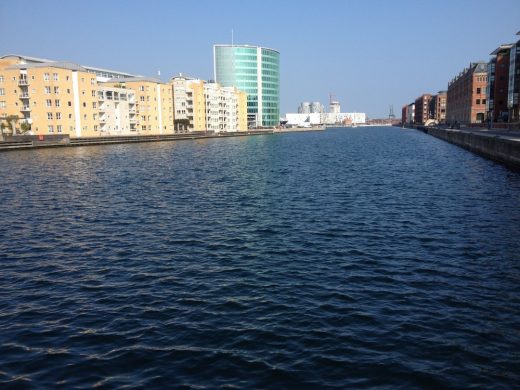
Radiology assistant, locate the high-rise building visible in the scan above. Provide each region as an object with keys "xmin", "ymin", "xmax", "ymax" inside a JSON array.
[{"xmin": 213, "ymin": 45, "xmax": 280, "ymax": 128}]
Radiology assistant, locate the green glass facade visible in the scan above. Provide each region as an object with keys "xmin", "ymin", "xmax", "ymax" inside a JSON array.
[{"xmin": 214, "ymin": 45, "xmax": 280, "ymax": 127}]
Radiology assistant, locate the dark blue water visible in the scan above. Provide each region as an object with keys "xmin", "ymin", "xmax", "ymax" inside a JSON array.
[{"xmin": 1, "ymin": 127, "xmax": 520, "ymax": 389}]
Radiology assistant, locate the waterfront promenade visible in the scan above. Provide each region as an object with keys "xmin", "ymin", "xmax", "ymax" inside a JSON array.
[{"xmin": 414, "ymin": 125, "xmax": 520, "ymax": 170}]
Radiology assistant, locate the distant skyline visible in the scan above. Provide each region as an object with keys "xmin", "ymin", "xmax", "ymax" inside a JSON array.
[{"xmin": 1, "ymin": 0, "xmax": 519, "ymax": 118}]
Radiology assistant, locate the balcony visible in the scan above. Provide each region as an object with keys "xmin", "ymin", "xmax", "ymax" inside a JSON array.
[
  {"xmin": 18, "ymin": 79, "xmax": 29, "ymax": 86},
  {"xmin": 21, "ymin": 105, "xmax": 31, "ymax": 111},
  {"xmin": 19, "ymin": 93, "xmax": 30, "ymax": 99}
]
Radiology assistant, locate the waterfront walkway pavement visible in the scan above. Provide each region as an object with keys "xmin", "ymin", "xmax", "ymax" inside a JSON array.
[{"xmin": 439, "ymin": 127, "xmax": 520, "ymax": 143}]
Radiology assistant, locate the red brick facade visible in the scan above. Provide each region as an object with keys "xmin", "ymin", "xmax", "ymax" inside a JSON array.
[
  {"xmin": 446, "ymin": 63, "xmax": 487, "ymax": 125},
  {"xmin": 414, "ymin": 94, "xmax": 432, "ymax": 125}
]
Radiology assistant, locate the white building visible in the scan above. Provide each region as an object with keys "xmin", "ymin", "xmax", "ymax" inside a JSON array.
[
  {"xmin": 97, "ymin": 86, "xmax": 137, "ymax": 135},
  {"xmin": 323, "ymin": 112, "xmax": 366, "ymax": 125},
  {"xmin": 286, "ymin": 113, "xmax": 322, "ymax": 127}
]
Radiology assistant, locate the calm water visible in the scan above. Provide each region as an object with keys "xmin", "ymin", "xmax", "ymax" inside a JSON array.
[{"xmin": 1, "ymin": 127, "xmax": 520, "ymax": 389}]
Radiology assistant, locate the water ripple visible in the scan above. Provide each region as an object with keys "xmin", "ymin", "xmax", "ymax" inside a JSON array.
[{"xmin": 1, "ymin": 128, "xmax": 520, "ymax": 388}]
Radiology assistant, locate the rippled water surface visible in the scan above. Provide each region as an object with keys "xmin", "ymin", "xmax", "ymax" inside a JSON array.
[{"xmin": 1, "ymin": 127, "xmax": 520, "ymax": 388}]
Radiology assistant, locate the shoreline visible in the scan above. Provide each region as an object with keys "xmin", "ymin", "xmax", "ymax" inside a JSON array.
[
  {"xmin": 0, "ymin": 130, "xmax": 276, "ymax": 152},
  {"xmin": 409, "ymin": 125, "xmax": 520, "ymax": 170}
]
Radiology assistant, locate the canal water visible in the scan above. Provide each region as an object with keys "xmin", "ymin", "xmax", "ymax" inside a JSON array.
[{"xmin": 1, "ymin": 127, "xmax": 519, "ymax": 388}]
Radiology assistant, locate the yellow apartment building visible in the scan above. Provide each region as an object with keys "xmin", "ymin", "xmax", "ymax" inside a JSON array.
[
  {"xmin": 0, "ymin": 57, "xmax": 98, "ymax": 137},
  {"xmin": 104, "ymin": 77, "xmax": 174, "ymax": 135},
  {"xmin": 170, "ymin": 75, "xmax": 206, "ymax": 132}
]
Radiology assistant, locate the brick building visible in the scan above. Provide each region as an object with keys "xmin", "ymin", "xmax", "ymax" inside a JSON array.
[
  {"xmin": 414, "ymin": 94, "xmax": 432, "ymax": 125},
  {"xmin": 401, "ymin": 104, "xmax": 409, "ymax": 125},
  {"xmin": 446, "ymin": 62, "xmax": 487, "ymax": 125},
  {"xmin": 428, "ymin": 91, "xmax": 447, "ymax": 124}
]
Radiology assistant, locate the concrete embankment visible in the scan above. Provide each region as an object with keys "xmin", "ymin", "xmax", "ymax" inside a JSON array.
[
  {"xmin": 421, "ymin": 126, "xmax": 520, "ymax": 170},
  {"xmin": 0, "ymin": 130, "xmax": 274, "ymax": 152}
]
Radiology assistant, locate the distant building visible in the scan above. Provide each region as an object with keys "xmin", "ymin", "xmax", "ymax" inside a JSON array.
[
  {"xmin": 329, "ymin": 100, "xmax": 341, "ymax": 114},
  {"xmin": 446, "ymin": 62, "xmax": 487, "ymax": 125},
  {"xmin": 414, "ymin": 94, "xmax": 432, "ymax": 125},
  {"xmin": 508, "ymin": 32, "xmax": 520, "ymax": 125},
  {"xmin": 323, "ymin": 112, "xmax": 365, "ymax": 125},
  {"xmin": 428, "ymin": 91, "xmax": 447, "ymax": 124},
  {"xmin": 214, "ymin": 45, "xmax": 279, "ymax": 128},
  {"xmin": 487, "ymin": 44, "xmax": 513, "ymax": 123},
  {"xmin": 406, "ymin": 102, "xmax": 415, "ymax": 124},
  {"xmin": 401, "ymin": 104, "xmax": 409, "ymax": 125}
]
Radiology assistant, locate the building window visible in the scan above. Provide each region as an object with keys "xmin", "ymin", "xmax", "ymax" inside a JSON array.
[
  {"xmin": 67, "ymin": 89, "xmax": 70, "ymax": 94},
  {"xmin": 93, "ymin": 114, "xmax": 97, "ymax": 120},
  {"xmin": 91, "ymin": 79, "xmax": 95, "ymax": 85},
  {"xmin": 47, "ymin": 112, "xmax": 53, "ymax": 120},
  {"xmin": 139, "ymin": 86, "xmax": 145, "ymax": 91},
  {"xmin": 140, "ymin": 96, "xmax": 145, "ymax": 102},
  {"xmin": 476, "ymin": 99, "xmax": 481, "ymax": 104},
  {"xmin": 83, "ymin": 114, "xmax": 87, "ymax": 120},
  {"xmin": 69, "ymin": 114, "xmax": 72, "ymax": 119},
  {"xmin": 55, "ymin": 99, "xmax": 60, "ymax": 107},
  {"xmin": 66, "ymin": 76, "xmax": 70, "ymax": 81},
  {"xmin": 68, "ymin": 101, "xmax": 72, "ymax": 107},
  {"xmin": 56, "ymin": 112, "xmax": 61, "ymax": 120},
  {"xmin": 0, "ymin": 101, "xmax": 5, "ymax": 109},
  {"xmin": 92, "ymin": 102, "xmax": 97, "ymax": 108},
  {"xmin": 83, "ymin": 102, "xmax": 86, "ymax": 107},
  {"xmin": 0, "ymin": 76, "xmax": 3, "ymax": 83},
  {"xmin": 477, "ymin": 88, "xmax": 481, "ymax": 94},
  {"xmin": 0, "ymin": 88, "xmax": 4, "ymax": 96},
  {"xmin": 46, "ymin": 99, "xmax": 52, "ymax": 107},
  {"xmin": 54, "ymin": 86, "xmax": 59, "ymax": 94},
  {"xmin": 483, "ymin": 99, "xmax": 486, "ymax": 104},
  {"xmin": 44, "ymin": 73, "xmax": 50, "ymax": 81},
  {"xmin": 57, "ymin": 125, "xmax": 62, "ymax": 133},
  {"xmin": 53, "ymin": 73, "xmax": 58, "ymax": 81},
  {"xmin": 48, "ymin": 125, "xmax": 54, "ymax": 133},
  {"xmin": 92, "ymin": 90, "xmax": 96, "ymax": 97},
  {"xmin": 45, "ymin": 86, "xmax": 51, "ymax": 94}
]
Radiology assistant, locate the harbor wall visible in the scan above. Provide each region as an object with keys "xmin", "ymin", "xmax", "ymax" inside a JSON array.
[{"xmin": 425, "ymin": 127, "xmax": 520, "ymax": 170}]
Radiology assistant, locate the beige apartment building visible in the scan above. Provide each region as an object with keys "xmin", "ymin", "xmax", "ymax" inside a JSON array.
[
  {"xmin": 170, "ymin": 74, "xmax": 247, "ymax": 133},
  {"xmin": 170, "ymin": 75, "xmax": 206, "ymax": 132},
  {"xmin": 0, "ymin": 57, "xmax": 99, "ymax": 137},
  {"xmin": 104, "ymin": 77, "xmax": 174, "ymax": 135}
]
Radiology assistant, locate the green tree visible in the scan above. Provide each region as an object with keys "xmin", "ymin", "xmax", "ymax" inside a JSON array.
[{"xmin": 20, "ymin": 121, "xmax": 31, "ymax": 134}]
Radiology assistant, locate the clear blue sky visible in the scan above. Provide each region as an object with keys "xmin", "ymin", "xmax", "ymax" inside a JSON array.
[{"xmin": 1, "ymin": 0, "xmax": 519, "ymax": 118}]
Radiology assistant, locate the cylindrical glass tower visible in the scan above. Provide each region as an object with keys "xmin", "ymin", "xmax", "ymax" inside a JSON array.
[{"xmin": 214, "ymin": 45, "xmax": 280, "ymax": 128}]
